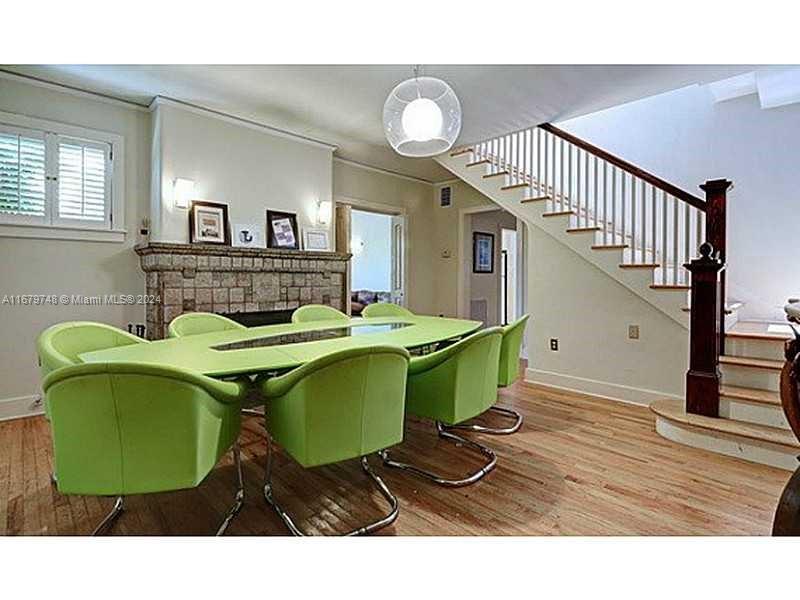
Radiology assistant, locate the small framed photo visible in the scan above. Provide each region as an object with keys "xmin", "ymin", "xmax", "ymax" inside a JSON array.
[
  {"xmin": 232, "ymin": 223, "xmax": 266, "ymax": 248},
  {"xmin": 189, "ymin": 201, "xmax": 229, "ymax": 245},
  {"xmin": 266, "ymin": 210, "xmax": 300, "ymax": 250},
  {"xmin": 472, "ymin": 231, "xmax": 494, "ymax": 273},
  {"xmin": 303, "ymin": 228, "xmax": 330, "ymax": 251}
]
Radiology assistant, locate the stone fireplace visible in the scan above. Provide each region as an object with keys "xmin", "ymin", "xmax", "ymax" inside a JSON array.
[{"xmin": 136, "ymin": 242, "xmax": 350, "ymax": 339}]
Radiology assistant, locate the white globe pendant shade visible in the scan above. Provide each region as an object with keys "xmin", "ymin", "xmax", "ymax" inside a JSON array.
[{"xmin": 383, "ymin": 75, "xmax": 461, "ymax": 157}]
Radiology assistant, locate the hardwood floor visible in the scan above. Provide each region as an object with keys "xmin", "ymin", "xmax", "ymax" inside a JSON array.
[{"xmin": 0, "ymin": 380, "xmax": 792, "ymax": 535}]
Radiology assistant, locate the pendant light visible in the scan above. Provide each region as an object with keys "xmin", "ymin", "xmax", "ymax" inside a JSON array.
[{"xmin": 383, "ymin": 66, "xmax": 462, "ymax": 157}]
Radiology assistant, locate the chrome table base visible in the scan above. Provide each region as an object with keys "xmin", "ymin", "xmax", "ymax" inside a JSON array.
[
  {"xmin": 92, "ymin": 496, "xmax": 124, "ymax": 535},
  {"xmin": 380, "ymin": 421, "xmax": 497, "ymax": 487},
  {"xmin": 263, "ymin": 435, "xmax": 399, "ymax": 536},
  {"xmin": 445, "ymin": 405, "xmax": 523, "ymax": 435}
]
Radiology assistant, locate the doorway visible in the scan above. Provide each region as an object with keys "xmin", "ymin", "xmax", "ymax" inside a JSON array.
[
  {"xmin": 334, "ymin": 200, "xmax": 406, "ymax": 316},
  {"xmin": 459, "ymin": 206, "xmax": 524, "ymax": 328}
]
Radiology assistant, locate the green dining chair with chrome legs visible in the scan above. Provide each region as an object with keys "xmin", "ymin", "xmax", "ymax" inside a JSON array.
[
  {"xmin": 290, "ymin": 304, "xmax": 349, "ymax": 324},
  {"xmin": 37, "ymin": 321, "xmax": 149, "ymax": 421},
  {"xmin": 447, "ymin": 314, "xmax": 530, "ymax": 435},
  {"xmin": 43, "ymin": 362, "xmax": 248, "ymax": 535},
  {"xmin": 380, "ymin": 327, "xmax": 503, "ymax": 487},
  {"xmin": 168, "ymin": 311, "xmax": 246, "ymax": 338},
  {"xmin": 259, "ymin": 345, "xmax": 410, "ymax": 536},
  {"xmin": 362, "ymin": 302, "xmax": 414, "ymax": 318}
]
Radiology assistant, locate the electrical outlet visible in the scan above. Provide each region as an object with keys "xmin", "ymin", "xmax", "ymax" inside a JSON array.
[
  {"xmin": 628, "ymin": 325, "xmax": 640, "ymax": 340},
  {"xmin": 550, "ymin": 338, "xmax": 559, "ymax": 351}
]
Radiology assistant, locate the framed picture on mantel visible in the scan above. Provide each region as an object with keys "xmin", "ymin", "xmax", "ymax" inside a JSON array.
[
  {"xmin": 266, "ymin": 210, "xmax": 300, "ymax": 250},
  {"xmin": 189, "ymin": 201, "xmax": 230, "ymax": 245}
]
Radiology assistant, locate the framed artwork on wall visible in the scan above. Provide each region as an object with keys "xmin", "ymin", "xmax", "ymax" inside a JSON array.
[
  {"xmin": 303, "ymin": 228, "xmax": 330, "ymax": 251},
  {"xmin": 232, "ymin": 223, "xmax": 266, "ymax": 248},
  {"xmin": 472, "ymin": 231, "xmax": 494, "ymax": 273},
  {"xmin": 189, "ymin": 201, "xmax": 229, "ymax": 245},
  {"xmin": 266, "ymin": 210, "xmax": 300, "ymax": 250}
]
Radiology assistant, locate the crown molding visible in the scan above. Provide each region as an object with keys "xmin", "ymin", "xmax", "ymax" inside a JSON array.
[
  {"xmin": 0, "ymin": 69, "xmax": 150, "ymax": 112},
  {"xmin": 332, "ymin": 156, "xmax": 436, "ymax": 185},
  {"xmin": 149, "ymin": 96, "xmax": 338, "ymax": 152}
]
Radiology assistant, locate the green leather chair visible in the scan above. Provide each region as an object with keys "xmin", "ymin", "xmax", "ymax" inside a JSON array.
[
  {"xmin": 291, "ymin": 304, "xmax": 349, "ymax": 324},
  {"xmin": 381, "ymin": 327, "xmax": 503, "ymax": 487},
  {"xmin": 449, "ymin": 314, "xmax": 530, "ymax": 435},
  {"xmin": 37, "ymin": 322, "xmax": 149, "ymax": 420},
  {"xmin": 168, "ymin": 311, "xmax": 246, "ymax": 338},
  {"xmin": 260, "ymin": 345, "xmax": 410, "ymax": 536},
  {"xmin": 43, "ymin": 362, "xmax": 248, "ymax": 535},
  {"xmin": 362, "ymin": 302, "xmax": 414, "ymax": 318}
]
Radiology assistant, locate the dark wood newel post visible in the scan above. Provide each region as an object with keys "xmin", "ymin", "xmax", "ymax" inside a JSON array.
[
  {"xmin": 700, "ymin": 178, "xmax": 733, "ymax": 356},
  {"xmin": 685, "ymin": 242, "xmax": 724, "ymax": 417}
]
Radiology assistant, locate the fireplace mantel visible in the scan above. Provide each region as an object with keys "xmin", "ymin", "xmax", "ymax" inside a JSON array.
[{"xmin": 136, "ymin": 242, "xmax": 351, "ymax": 339}]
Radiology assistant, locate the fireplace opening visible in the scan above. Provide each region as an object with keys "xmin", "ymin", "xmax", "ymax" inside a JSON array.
[{"xmin": 222, "ymin": 309, "xmax": 294, "ymax": 327}]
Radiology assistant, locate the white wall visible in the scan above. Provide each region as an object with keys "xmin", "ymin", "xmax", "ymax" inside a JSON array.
[
  {"xmin": 350, "ymin": 209, "xmax": 391, "ymax": 291},
  {"xmin": 152, "ymin": 101, "xmax": 334, "ymax": 244},
  {"xmin": 525, "ymin": 224, "xmax": 688, "ymax": 404},
  {"xmin": 0, "ymin": 77, "xmax": 150, "ymax": 416},
  {"xmin": 561, "ymin": 85, "xmax": 800, "ymax": 321}
]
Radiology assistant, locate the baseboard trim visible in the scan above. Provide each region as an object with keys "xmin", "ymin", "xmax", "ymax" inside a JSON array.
[
  {"xmin": 0, "ymin": 394, "xmax": 44, "ymax": 422},
  {"xmin": 524, "ymin": 368, "xmax": 682, "ymax": 407}
]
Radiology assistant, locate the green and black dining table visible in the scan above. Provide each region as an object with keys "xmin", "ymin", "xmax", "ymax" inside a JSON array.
[{"xmin": 79, "ymin": 315, "xmax": 483, "ymax": 377}]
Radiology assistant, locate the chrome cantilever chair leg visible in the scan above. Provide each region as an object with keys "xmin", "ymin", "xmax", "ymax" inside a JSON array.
[
  {"xmin": 262, "ymin": 435, "xmax": 399, "ymax": 536},
  {"xmin": 380, "ymin": 421, "xmax": 497, "ymax": 487},
  {"xmin": 216, "ymin": 441, "xmax": 245, "ymax": 536},
  {"xmin": 445, "ymin": 405, "xmax": 523, "ymax": 435},
  {"xmin": 92, "ymin": 496, "xmax": 124, "ymax": 536}
]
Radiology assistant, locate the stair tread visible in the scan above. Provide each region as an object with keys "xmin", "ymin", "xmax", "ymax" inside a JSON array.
[
  {"xmin": 650, "ymin": 284, "xmax": 690, "ymax": 290},
  {"xmin": 720, "ymin": 355, "xmax": 783, "ymax": 371},
  {"xmin": 501, "ymin": 183, "xmax": 529, "ymax": 190},
  {"xmin": 651, "ymin": 398, "xmax": 799, "ymax": 448},
  {"xmin": 466, "ymin": 159, "xmax": 491, "ymax": 167},
  {"xmin": 566, "ymin": 226, "xmax": 602, "ymax": 233},
  {"xmin": 450, "ymin": 148, "xmax": 473, "ymax": 157},
  {"xmin": 720, "ymin": 384, "xmax": 782, "ymax": 405},
  {"xmin": 521, "ymin": 196, "xmax": 550, "ymax": 203},
  {"xmin": 483, "ymin": 171, "xmax": 509, "ymax": 178},
  {"xmin": 591, "ymin": 244, "xmax": 629, "ymax": 250},
  {"xmin": 542, "ymin": 211, "xmax": 575, "ymax": 217},
  {"xmin": 727, "ymin": 321, "xmax": 792, "ymax": 341},
  {"xmin": 620, "ymin": 263, "xmax": 660, "ymax": 269}
]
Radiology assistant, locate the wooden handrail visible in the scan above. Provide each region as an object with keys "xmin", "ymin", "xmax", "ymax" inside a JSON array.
[{"xmin": 538, "ymin": 123, "xmax": 707, "ymax": 211}]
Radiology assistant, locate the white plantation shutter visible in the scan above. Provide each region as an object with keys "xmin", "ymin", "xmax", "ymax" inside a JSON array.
[
  {"xmin": 57, "ymin": 139, "xmax": 111, "ymax": 224},
  {"xmin": 0, "ymin": 126, "xmax": 47, "ymax": 221}
]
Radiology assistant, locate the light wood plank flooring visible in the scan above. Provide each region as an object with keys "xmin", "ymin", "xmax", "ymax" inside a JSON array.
[{"xmin": 0, "ymin": 380, "xmax": 792, "ymax": 535}]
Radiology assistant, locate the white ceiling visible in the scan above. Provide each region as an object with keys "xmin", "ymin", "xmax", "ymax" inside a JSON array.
[{"xmin": 4, "ymin": 65, "xmax": 754, "ymax": 182}]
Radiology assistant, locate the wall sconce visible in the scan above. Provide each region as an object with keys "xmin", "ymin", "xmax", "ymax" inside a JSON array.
[
  {"xmin": 316, "ymin": 200, "xmax": 332, "ymax": 227},
  {"xmin": 173, "ymin": 178, "xmax": 195, "ymax": 209}
]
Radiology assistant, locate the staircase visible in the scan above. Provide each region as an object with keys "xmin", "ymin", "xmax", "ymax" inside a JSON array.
[
  {"xmin": 438, "ymin": 124, "xmax": 728, "ymax": 329},
  {"xmin": 652, "ymin": 323, "xmax": 799, "ymax": 470},
  {"xmin": 439, "ymin": 123, "xmax": 798, "ymax": 471}
]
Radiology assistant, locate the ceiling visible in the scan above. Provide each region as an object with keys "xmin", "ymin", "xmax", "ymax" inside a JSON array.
[{"xmin": 4, "ymin": 65, "xmax": 754, "ymax": 182}]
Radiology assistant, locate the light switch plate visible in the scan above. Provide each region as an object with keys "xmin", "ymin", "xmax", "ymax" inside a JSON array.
[{"xmin": 628, "ymin": 325, "xmax": 640, "ymax": 340}]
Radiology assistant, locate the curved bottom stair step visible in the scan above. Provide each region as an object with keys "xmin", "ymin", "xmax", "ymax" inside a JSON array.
[{"xmin": 651, "ymin": 398, "xmax": 799, "ymax": 471}]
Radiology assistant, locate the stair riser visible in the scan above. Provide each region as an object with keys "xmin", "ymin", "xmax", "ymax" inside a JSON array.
[
  {"xmin": 655, "ymin": 416, "xmax": 798, "ymax": 471},
  {"xmin": 720, "ymin": 364, "xmax": 781, "ymax": 392},
  {"xmin": 719, "ymin": 397, "xmax": 791, "ymax": 430},
  {"xmin": 725, "ymin": 337, "xmax": 786, "ymax": 361}
]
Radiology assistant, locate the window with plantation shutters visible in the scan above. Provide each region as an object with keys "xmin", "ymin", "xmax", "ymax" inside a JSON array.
[
  {"xmin": 0, "ymin": 127, "xmax": 47, "ymax": 222},
  {"xmin": 0, "ymin": 115, "xmax": 118, "ymax": 234},
  {"xmin": 56, "ymin": 139, "xmax": 110, "ymax": 223}
]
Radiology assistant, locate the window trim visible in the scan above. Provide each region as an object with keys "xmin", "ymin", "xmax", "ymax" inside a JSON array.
[{"xmin": 0, "ymin": 110, "xmax": 125, "ymax": 242}]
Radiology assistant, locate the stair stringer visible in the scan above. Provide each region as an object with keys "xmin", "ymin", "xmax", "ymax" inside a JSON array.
[{"xmin": 437, "ymin": 152, "xmax": 690, "ymax": 329}]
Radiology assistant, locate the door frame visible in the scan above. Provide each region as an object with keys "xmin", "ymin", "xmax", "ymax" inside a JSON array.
[
  {"xmin": 457, "ymin": 205, "xmax": 527, "ymax": 321},
  {"xmin": 333, "ymin": 195, "xmax": 410, "ymax": 309}
]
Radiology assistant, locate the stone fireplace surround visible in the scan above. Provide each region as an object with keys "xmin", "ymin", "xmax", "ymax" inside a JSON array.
[{"xmin": 136, "ymin": 242, "xmax": 350, "ymax": 340}]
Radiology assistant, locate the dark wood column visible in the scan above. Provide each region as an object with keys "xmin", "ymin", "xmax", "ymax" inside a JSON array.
[
  {"xmin": 685, "ymin": 242, "xmax": 725, "ymax": 417},
  {"xmin": 700, "ymin": 179, "xmax": 733, "ymax": 356}
]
